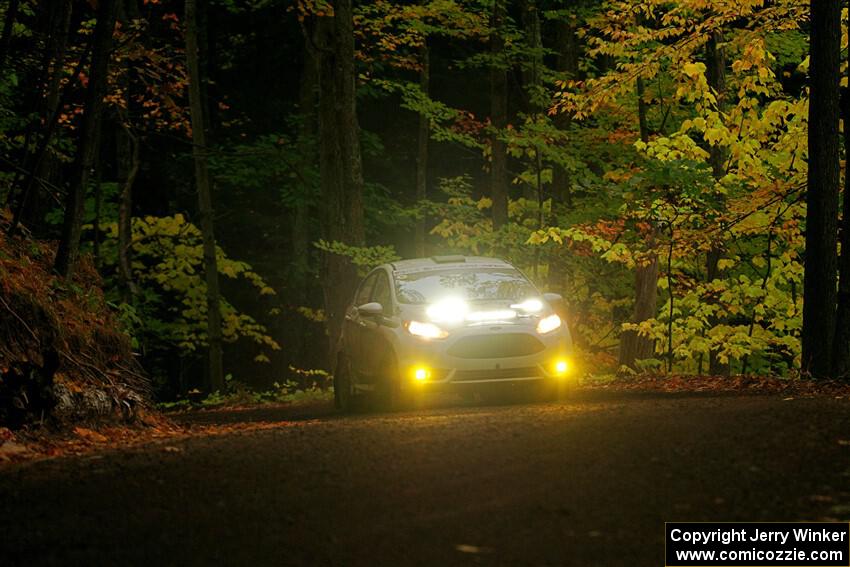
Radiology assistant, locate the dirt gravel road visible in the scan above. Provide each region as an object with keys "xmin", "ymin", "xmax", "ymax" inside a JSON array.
[{"xmin": 2, "ymin": 391, "xmax": 849, "ymax": 566}]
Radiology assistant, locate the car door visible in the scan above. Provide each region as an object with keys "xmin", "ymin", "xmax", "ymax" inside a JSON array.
[
  {"xmin": 344, "ymin": 272, "xmax": 378, "ymax": 380},
  {"xmin": 359, "ymin": 270, "xmax": 394, "ymax": 382}
]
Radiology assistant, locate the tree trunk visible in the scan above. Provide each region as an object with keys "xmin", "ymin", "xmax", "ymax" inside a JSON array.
[
  {"xmin": 618, "ymin": 254, "xmax": 659, "ymax": 368},
  {"xmin": 42, "ymin": 1, "xmax": 73, "ymax": 123},
  {"xmin": 833, "ymin": 11, "xmax": 850, "ymax": 378},
  {"xmin": 9, "ymin": 0, "xmax": 73, "ymax": 233},
  {"xmin": 198, "ymin": 0, "xmax": 214, "ymax": 137},
  {"xmin": 547, "ymin": 15, "xmax": 580, "ymax": 294},
  {"xmin": 705, "ymin": 31, "xmax": 730, "ymax": 376},
  {"xmin": 551, "ymin": 16, "xmax": 579, "ymax": 209},
  {"xmin": 803, "ymin": 0, "xmax": 841, "ymax": 378},
  {"xmin": 291, "ymin": 33, "xmax": 318, "ymax": 369},
  {"xmin": 116, "ymin": 0, "xmax": 140, "ymax": 299},
  {"xmin": 54, "ymin": 0, "xmax": 117, "ymax": 276},
  {"xmin": 414, "ymin": 43, "xmax": 429, "ymax": 257},
  {"xmin": 117, "ymin": 124, "xmax": 140, "ymax": 298},
  {"xmin": 0, "ymin": 0, "xmax": 19, "ymax": 66},
  {"xmin": 489, "ymin": 0, "xmax": 508, "ymax": 229},
  {"xmin": 317, "ymin": 0, "xmax": 365, "ymax": 356},
  {"xmin": 618, "ymin": 78, "xmax": 659, "ymax": 371},
  {"xmin": 294, "ymin": 30, "xmax": 317, "ymax": 296},
  {"xmin": 520, "ymin": 0, "xmax": 541, "ymax": 111},
  {"xmin": 521, "ymin": 0, "xmax": 542, "ymax": 204},
  {"xmin": 92, "ymin": 143, "xmax": 102, "ymax": 267},
  {"xmin": 186, "ymin": 0, "xmax": 224, "ymax": 393}
]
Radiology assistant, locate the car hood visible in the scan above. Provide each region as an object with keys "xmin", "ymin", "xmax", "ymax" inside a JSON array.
[{"xmin": 397, "ymin": 300, "xmax": 552, "ymax": 329}]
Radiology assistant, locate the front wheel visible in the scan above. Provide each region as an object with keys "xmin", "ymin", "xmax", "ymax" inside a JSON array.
[
  {"xmin": 373, "ymin": 357, "xmax": 412, "ymax": 412},
  {"xmin": 334, "ymin": 354, "xmax": 355, "ymax": 412}
]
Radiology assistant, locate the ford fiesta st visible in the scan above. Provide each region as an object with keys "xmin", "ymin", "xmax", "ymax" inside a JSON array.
[{"xmin": 333, "ymin": 255, "xmax": 574, "ymax": 411}]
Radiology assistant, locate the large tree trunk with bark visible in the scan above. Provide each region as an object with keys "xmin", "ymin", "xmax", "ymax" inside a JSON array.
[
  {"xmin": 833, "ymin": 11, "xmax": 850, "ymax": 378},
  {"xmin": 294, "ymin": 33, "xmax": 317, "ymax": 295},
  {"xmin": 489, "ymin": 0, "xmax": 508, "ymax": 229},
  {"xmin": 618, "ymin": 77, "xmax": 659, "ymax": 370},
  {"xmin": 803, "ymin": 0, "xmax": 841, "ymax": 379},
  {"xmin": 317, "ymin": 0, "xmax": 365, "ymax": 356},
  {"xmin": 618, "ymin": 254, "xmax": 659, "ymax": 368},
  {"xmin": 54, "ymin": 0, "xmax": 116, "ymax": 276},
  {"xmin": 414, "ymin": 43, "xmax": 429, "ymax": 257},
  {"xmin": 186, "ymin": 0, "xmax": 224, "ymax": 393},
  {"xmin": 290, "ymin": 32, "xmax": 319, "ymax": 370}
]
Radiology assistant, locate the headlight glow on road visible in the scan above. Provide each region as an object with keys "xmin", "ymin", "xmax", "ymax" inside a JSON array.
[
  {"xmin": 406, "ymin": 320, "xmax": 449, "ymax": 340},
  {"xmin": 536, "ymin": 313, "xmax": 562, "ymax": 334}
]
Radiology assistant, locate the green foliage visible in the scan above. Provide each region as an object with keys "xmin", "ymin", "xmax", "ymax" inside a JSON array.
[
  {"xmin": 529, "ymin": 0, "xmax": 811, "ymax": 374},
  {"xmin": 208, "ymin": 130, "xmax": 319, "ymax": 210},
  {"xmin": 100, "ymin": 214, "xmax": 280, "ymax": 357},
  {"xmin": 158, "ymin": 369, "xmax": 333, "ymax": 410},
  {"xmin": 314, "ymin": 239, "xmax": 401, "ymax": 276}
]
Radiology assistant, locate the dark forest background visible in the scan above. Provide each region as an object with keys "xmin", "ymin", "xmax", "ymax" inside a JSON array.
[{"xmin": 1, "ymin": 0, "xmax": 848, "ymax": 409}]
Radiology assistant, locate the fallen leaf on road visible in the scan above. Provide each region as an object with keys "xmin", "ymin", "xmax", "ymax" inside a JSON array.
[
  {"xmin": 455, "ymin": 544, "xmax": 492, "ymax": 554},
  {"xmin": 810, "ymin": 495, "xmax": 834, "ymax": 503},
  {"xmin": 838, "ymin": 440, "xmax": 850, "ymax": 446},
  {"xmin": 74, "ymin": 427, "xmax": 108, "ymax": 443},
  {"xmin": 0, "ymin": 441, "xmax": 29, "ymax": 460},
  {"xmin": 163, "ymin": 446, "xmax": 182, "ymax": 453}
]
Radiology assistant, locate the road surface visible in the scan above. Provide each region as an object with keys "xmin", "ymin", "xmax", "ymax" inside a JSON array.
[{"xmin": 2, "ymin": 391, "xmax": 850, "ymax": 566}]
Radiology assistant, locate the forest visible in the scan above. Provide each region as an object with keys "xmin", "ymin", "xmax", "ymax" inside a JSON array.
[{"xmin": 0, "ymin": 0, "xmax": 847, "ymax": 421}]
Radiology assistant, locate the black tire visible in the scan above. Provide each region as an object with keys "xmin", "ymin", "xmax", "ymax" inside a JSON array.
[
  {"xmin": 373, "ymin": 356, "xmax": 411, "ymax": 412},
  {"xmin": 334, "ymin": 354, "xmax": 355, "ymax": 413}
]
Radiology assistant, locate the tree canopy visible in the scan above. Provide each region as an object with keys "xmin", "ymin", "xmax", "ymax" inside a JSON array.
[{"xmin": 0, "ymin": 0, "xmax": 847, "ymax": 408}]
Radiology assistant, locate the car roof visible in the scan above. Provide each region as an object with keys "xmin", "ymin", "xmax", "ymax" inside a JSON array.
[{"xmin": 389, "ymin": 255, "xmax": 514, "ymax": 275}]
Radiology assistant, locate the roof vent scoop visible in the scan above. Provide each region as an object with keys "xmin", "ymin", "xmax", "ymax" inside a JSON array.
[{"xmin": 431, "ymin": 255, "xmax": 466, "ymax": 264}]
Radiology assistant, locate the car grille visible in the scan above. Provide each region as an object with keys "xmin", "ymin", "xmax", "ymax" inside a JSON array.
[
  {"xmin": 429, "ymin": 368, "xmax": 450, "ymax": 381},
  {"xmin": 447, "ymin": 333, "xmax": 545, "ymax": 359},
  {"xmin": 452, "ymin": 367, "xmax": 541, "ymax": 382}
]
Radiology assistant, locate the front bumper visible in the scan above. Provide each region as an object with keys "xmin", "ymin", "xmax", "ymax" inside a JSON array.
[{"xmin": 394, "ymin": 322, "xmax": 572, "ymax": 391}]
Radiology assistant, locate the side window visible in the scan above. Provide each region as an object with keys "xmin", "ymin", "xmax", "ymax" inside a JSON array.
[
  {"xmin": 355, "ymin": 273, "xmax": 377, "ymax": 306},
  {"xmin": 372, "ymin": 272, "xmax": 392, "ymax": 312}
]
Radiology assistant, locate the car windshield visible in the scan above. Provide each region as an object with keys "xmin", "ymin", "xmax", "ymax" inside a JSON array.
[{"xmin": 394, "ymin": 267, "xmax": 536, "ymax": 304}]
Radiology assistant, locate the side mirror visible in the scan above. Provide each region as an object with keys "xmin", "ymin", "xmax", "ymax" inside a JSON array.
[
  {"xmin": 543, "ymin": 293, "xmax": 564, "ymax": 305},
  {"xmin": 357, "ymin": 302, "xmax": 383, "ymax": 317}
]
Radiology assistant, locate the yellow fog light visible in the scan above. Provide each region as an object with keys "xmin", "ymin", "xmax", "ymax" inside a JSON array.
[
  {"xmin": 554, "ymin": 359, "xmax": 569, "ymax": 376},
  {"xmin": 413, "ymin": 367, "xmax": 430, "ymax": 381}
]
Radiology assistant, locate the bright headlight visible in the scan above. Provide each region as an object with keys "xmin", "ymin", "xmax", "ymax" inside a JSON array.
[
  {"xmin": 554, "ymin": 359, "xmax": 569, "ymax": 375},
  {"xmin": 536, "ymin": 313, "xmax": 562, "ymax": 334},
  {"xmin": 406, "ymin": 320, "xmax": 449, "ymax": 340},
  {"xmin": 426, "ymin": 297, "xmax": 468, "ymax": 323},
  {"xmin": 467, "ymin": 309, "xmax": 517, "ymax": 322},
  {"xmin": 511, "ymin": 298, "xmax": 543, "ymax": 312}
]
